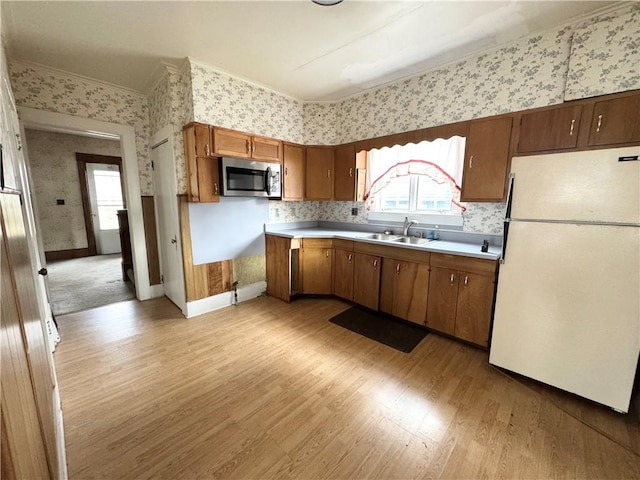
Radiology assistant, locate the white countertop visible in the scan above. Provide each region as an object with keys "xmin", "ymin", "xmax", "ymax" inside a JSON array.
[{"xmin": 265, "ymin": 227, "xmax": 501, "ymax": 261}]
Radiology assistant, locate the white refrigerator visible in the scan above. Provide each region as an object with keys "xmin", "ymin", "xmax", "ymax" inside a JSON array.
[{"xmin": 489, "ymin": 146, "xmax": 640, "ymax": 413}]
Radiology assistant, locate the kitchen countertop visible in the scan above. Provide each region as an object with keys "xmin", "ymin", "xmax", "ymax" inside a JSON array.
[{"xmin": 265, "ymin": 227, "xmax": 501, "ymax": 261}]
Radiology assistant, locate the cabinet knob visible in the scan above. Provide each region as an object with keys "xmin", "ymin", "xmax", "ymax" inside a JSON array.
[
  {"xmin": 464, "ymin": 275, "xmax": 468, "ymax": 285},
  {"xmin": 596, "ymin": 114, "xmax": 603, "ymax": 133},
  {"xmin": 205, "ymin": 144, "xmax": 210, "ymax": 156},
  {"xmin": 246, "ymin": 140, "xmax": 251, "ymax": 155},
  {"xmin": 469, "ymin": 155, "xmax": 474, "ymax": 169},
  {"xmin": 396, "ymin": 263, "xmax": 400, "ymax": 273},
  {"xmin": 373, "ymin": 259, "xmax": 378, "ymax": 268},
  {"xmin": 569, "ymin": 119, "xmax": 575, "ymax": 136},
  {"xmin": 450, "ymin": 273, "xmax": 455, "ymax": 284},
  {"xmin": 348, "ymin": 253, "xmax": 352, "ymax": 262},
  {"xmin": 349, "ymin": 167, "xmax": 353, "ymax": 177},
  {"xmin": 252, "ymin": 143, "xmax": 256, "ymax": 154},
  {"xmin": 327, "ymin": 169, "xmax": 331, "ymax": 178},
  {"xmin": 326, "ymin": 250, "xmax": 329, "ymax": 257},
  {"xmin": 214, "ymin": 183, "xmax": 218, "ymax": 195},
  {"xmin": 285, "ymin": 167, "xmax": 288, "ymax": 176}
]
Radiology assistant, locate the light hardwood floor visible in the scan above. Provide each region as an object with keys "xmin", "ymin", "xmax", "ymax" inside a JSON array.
[{"xmin": 54, "ymin": 296, "xmax": 640, "ymax": 479}]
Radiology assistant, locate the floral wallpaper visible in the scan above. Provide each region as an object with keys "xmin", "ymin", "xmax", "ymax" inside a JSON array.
[
  {"xmin": 318, "ymin": 201, "xmax": 368, "ymax": 224},
  {"xmin": 462, "ymin": 203, "xmax": 507, "ymax": 234},
  {"xmin": 303, "ymin": 102, "xmax": 339, "ymax": 145},
  {"xmin": 9, "ymin": 61, "xmax": 153, "ymax": 195},
  {"xmin": 148, "ymin": 73, "xmax": 171, "ymax": 137},
  {"xmin": 565, "ymin": 9, "xmax": 640, "ymax": 101},
  {"xmin": 268, "ymin": 200, "xmax": 320, "ymax": 223},
  {"xmin": 190, "ymin": 60, "xmax": 304, "ymax": 144},
  {"xmin": 25, "ymin": 129, "xmax": 122, "ymax": 251}
]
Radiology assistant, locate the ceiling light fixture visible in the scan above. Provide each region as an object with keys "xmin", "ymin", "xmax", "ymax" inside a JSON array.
[{"xmin": 312, "ymin": 0, "xmax": 344, "ymax": 5}]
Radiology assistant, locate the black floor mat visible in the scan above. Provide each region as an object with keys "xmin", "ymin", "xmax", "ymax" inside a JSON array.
[{"xmin": 329, "ymin": 306, "xmax": 429, "ymax": 353}]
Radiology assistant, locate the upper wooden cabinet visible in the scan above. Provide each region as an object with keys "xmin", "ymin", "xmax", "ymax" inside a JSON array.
[
  {"xmin": 517, "ymin": 105, "xmax": 583, "ymax": 153},
  {"xmin": 333, "ymin": 144, "xmax": 357, "ymax": 201},
  {"xmin": 460, "ymin": 117, "xmax": 513, "ymax": 202},
  {"xmin": 282, "ymin": 143, "xmax": 305, "ymax": 201},
  {"xmin": 183, "ymin": 123, "xmax": 220, "ymax": 203},
  {"xmin": 212, "ymin": 127, "xmax": 282, "ymax": 163},
  {"xmin": 305, "ymin": 147, "xmax": 334, "ymax": 200},
  {"xmin": 588, "ymin": 94, "xmax": 640, "ymax": 146}
]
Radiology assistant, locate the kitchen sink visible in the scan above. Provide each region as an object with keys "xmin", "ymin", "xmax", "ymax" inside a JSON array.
[
  {"xmin": 393, "ymin": 236, "xmax": 433, "ymax": 245},
  {"xmin": 361, "ymin": 233, "xmax": 401, "ymax": 241}
]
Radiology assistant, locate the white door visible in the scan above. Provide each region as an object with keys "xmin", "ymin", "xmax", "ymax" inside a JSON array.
[
  {"xmin": 86, "ymin": 163, "xmax": 123, "ymax": 254},
  {"xmin": 152, "ymin": 139, "xmax": 185, "ymax": 310}
]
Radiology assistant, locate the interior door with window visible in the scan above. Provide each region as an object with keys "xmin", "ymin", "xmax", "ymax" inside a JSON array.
[{"xmin": 86, "ymin": 163, "xmax": 124, "ymax": 254}]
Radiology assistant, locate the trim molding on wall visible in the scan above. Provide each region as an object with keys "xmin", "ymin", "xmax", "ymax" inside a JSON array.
[
  {"xmin": 185, "ymin": 281, "xmax": 266, "ymax": 318},
  {"xmin": 44, "ymin": 248, "xmax": 89, "ymax": 261}
]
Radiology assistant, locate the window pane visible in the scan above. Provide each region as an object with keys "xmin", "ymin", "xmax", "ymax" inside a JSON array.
[
  {"xmin": 378, "ymin": 176, "xmax": 411, "ymax": 211},
  {"xmin": 97, "ymin": 205, "xmax": 120, "ymax": 230},
  {"xmin": 416, "ymin": 177, "xmax": 453, "ymax": 212}
]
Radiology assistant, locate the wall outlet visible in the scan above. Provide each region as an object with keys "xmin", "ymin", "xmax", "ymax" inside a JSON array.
[
  {"xmin": 351, "ymin": 207, "xmax": 358, "ymax": 216},
  {"xmin": 56, "ymin": 199, "xmax": 65, "ymax": 205}
]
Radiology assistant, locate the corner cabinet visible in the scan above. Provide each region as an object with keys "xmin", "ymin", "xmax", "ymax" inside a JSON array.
[
  {"xmin": 183, "ymin": 123, "xmax": 220, "ymax": 203},
  {"xmin": 426, "ymin": 253, "xmax": 498, "ymax": 348},
  {"xmin": 301, "ymin": 238, "xmax": 333, "ymax": 294},
  {"xmin": 460, "ymin": 117, "xmax": 513, "ymax": 202},
  {"xmin": 282, "ymin": 143, "xmax": 305, "ymax": 201},
  {"xmin": 266, "ymin": 234, "xmax": 300, "ymax": 302},
  {"xmin": 305, "ymin": 147, "xmax": 334, "ymax": 200}
]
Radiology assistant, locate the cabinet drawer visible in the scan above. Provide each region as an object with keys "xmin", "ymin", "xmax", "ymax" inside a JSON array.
[
  {"xmin": 334, "ymin": 239, "xmax": 354, "ymax": 251},
  {"xmin": 302, "ymin": 238, "xmax": 333, "ymax": 249},
  {"xmin": 430, "ymin": 253, "xmax": 497, "ymax": 276}
]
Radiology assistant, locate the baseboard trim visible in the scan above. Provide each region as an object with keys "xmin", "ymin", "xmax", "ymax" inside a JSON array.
[
  {"xmin": 185, "ymin": 281, "xmax": 266, "ymax": 318},
  {"xmin": 45, "ymin": 248, "xmax": 89, "ymax": 261}
]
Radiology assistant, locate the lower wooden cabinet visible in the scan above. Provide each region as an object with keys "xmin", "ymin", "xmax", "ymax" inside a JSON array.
[
  {"xmin": 353, "ymin": 253, "xmax": 381, "ymax": 310},
  {"xmin": 333, "ymin": 248, "xmax": 354, "ymax": 300},
  {"xmin": 426, "ymin": 254, "xmax": 497, "ymax": 347},
  {"xmin": 301, "ymin": 239, "xmax": 333, "ymax": 294},
  {"xmin": 380, "ymin": 258, "xmax": 429, "ymax": 325}
]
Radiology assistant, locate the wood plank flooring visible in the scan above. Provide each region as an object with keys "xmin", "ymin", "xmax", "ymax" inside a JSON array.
[{"xmin": 54, "ymin": 296, "xmax": 640, "ymax": 479}]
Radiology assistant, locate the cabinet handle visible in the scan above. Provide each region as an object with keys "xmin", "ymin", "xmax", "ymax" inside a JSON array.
[
  {"xmin": 349, "ymin": 167, "xmax": 353, "ymax": 177},
  {"xmin": 246, "ymin": 140, "xmax": 251, "ymax": 155},
  {"xmin": 285, "ymin": 167, "xmax": 288, "ymax": 176},
  {"xmin": 569, "ymin": 119, "xmax": 575, "ymax": 136},
  {"xmin": 326, "ymin": 250, "xmax": 329, "ymax": 258},
  {"xmin": 469, "ymin": 155, "xmax": 473, "ymax": 169},
  {"xmin": 327, "ymin": 169, "xmax": 331, "ymax": 178},
  {"xmin": 464, "ymin": 275, "xmax": 468, "ymax": 286},
  {"xmin": 396, "ymin": 263, "xmax": 400, "ymax": 274},
  {"xmin": 373, "ymin": 259, "xmax": 378, "ymax": 269},
  {"xmin": 252, "ymin": 143, "xmax": 256, "ymax": 154},
  {"xmin": 596, "ymin": 114, "xmax": 603, "ymax": 132},
  {"xmin": 205, "ymin": 144, "xmax": 210, "ymax": 156},
  {"xmin": 214, "ymin": 183, "xmax": 218, "ymax": 195},
  {"xmin": 348, "ymin": 253, "xmax": 352, "ymax": 263},
  {"xmin": 450, "ymin": 273, "xmax": 455, "ymax": 284}
]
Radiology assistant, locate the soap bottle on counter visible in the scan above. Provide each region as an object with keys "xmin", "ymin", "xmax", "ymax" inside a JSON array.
[{"xmin": 434, "ymin": 225, "xmax": 440, "ymax": 240}]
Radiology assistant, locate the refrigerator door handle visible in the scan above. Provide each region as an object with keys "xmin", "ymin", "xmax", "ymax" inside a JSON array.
[{"xmin": 501, "ymin": 174, "xmax": 515, "ymax": 264}]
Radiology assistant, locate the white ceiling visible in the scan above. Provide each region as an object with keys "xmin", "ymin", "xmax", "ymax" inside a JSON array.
[{"xmin": 1, "ymin": 1, "xmax": 619, "ymax": 101}]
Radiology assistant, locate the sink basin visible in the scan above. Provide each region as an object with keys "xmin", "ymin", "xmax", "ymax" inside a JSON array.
[
  {"xmin": 362, "ymin": 233, "xmax": 400, "ymax": 241},
  {"xmin": 393, "ymin": 236, "xmax": 433, "ymax": 245}
]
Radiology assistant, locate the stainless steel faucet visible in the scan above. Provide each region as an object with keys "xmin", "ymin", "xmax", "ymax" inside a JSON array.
[{"xmin": 403, "ymin": 217, "xmax": 418, "ymax": 236}]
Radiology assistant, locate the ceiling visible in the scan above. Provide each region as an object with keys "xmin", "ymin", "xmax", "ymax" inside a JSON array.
[{"xmin": 1, "ymin": 1, "xmax": 619, "ymax": 101}]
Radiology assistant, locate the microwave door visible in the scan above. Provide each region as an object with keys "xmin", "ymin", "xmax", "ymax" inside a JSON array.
[{"xmin": 226, "ymin": 166, "xmax": 267, "ymax": 196}]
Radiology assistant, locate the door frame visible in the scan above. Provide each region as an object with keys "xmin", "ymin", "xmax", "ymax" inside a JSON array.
[
  {"xmin": 76, "ymin": 153, "xmax": 123, "ymax": 256},
  {"xmin": 18, "ymin": 106, "xmax": 152, "ymax": 301}
]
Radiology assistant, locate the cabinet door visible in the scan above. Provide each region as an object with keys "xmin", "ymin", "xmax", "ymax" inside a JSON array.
[
  {"xmin": 333, "ymin": 144, "xmax": 357, "ymax": 201},
  {"xmin": 426, "ymin": 267, "xmax": 458, "ymax": 335},
  {"xmin": 196, "ymin": 157, "xmax": 220, "ymax": 203},
  {"xmin": 194, "ymin": 123, "xmax": 213, "ymax": 157},
  {"xmin": 454, "ymin": 272, "xmax": 495, "ymax": 347},
  {"xmin": 282, "ymin": 144, "xmax": 305, "ymax": 201},
  {"xmin": 301, "ymin": 247, "xmax": 333, "ymax": 294},
  {"xmin": 252, "ymin": 136, "xmax": 282, "ymax": 162},
  {"xmin": 379, "ymin": 257, "xmax": 395, "ymax": 316},
  {"xmin": 305, "ymin": 147, "xmax": 334, "ymax": 200},
  {"xmin": 333, "ymin": 249, "xmax": 354, "ymax": 300},
  {"xmin": 353, "ymin": 253, "xmax": 381, "ymax": 310},
  {"xmin": 588, "ymin": 95, "xmax": 640, "ymax": 146},
  {"xmin": 213, "ymin": 128, "xmax": 251, "ymax": 158},
  {"xmin": 518, "ymin": 105, "xmax": 582, "ymax": 153},
  {"xmin": 461, "ymin": 117, "xmax": 513, "ymax": 202},
  {"xmin": 265, "ymin": 235, "xmax": 292, "ymax": 302},
  {"xmin": 393, "ymin": 261, "xmax": 429, "ymax": 325}
]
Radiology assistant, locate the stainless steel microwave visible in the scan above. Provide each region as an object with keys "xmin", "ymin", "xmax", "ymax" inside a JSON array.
[{"xmin": 220, "ymin": 157, "xmax": 281, "ymax": 198}]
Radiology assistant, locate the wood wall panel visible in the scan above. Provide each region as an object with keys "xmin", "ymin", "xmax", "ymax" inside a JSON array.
[{"xmin": 44, "ymin": 247, "xmax": 89, "ymax": 261}]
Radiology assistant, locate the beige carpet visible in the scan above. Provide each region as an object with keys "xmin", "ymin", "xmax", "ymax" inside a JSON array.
[{"xmin": 47, "ymin": 254, "xmax": 136, "ymax": 315}]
